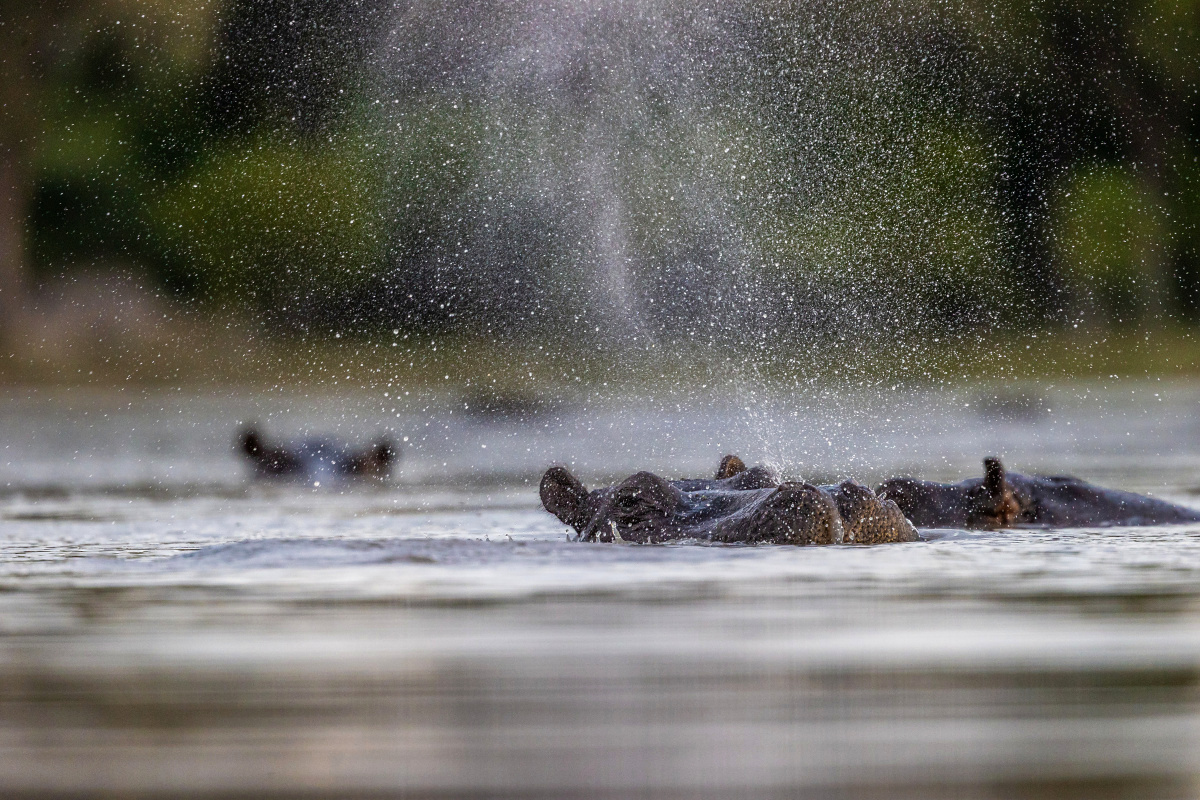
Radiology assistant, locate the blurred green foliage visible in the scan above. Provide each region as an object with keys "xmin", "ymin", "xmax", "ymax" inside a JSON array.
[
  {"xmin": 16, "ymin": 0, "xmax": 1200, "ymax": 336},
  {"xmin": 781, "ymin": 121, "xmax": 1015, "ymax": 330},
  {"xmin": 150, "ymin": 136, "xmax": 388, "ymax": 307},
  {"xmin": 1054, "ymin": 166, "xmax": 1169, "ymax": 322},
  {"xmin": 29, "ymin": 17, "xmax": 214, "ymax": 288}
]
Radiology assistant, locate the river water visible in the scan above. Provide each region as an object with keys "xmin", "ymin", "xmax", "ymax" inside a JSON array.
[{"xmin": 3, "ymin": 381, "xmax": 1200, "ymax": 798}]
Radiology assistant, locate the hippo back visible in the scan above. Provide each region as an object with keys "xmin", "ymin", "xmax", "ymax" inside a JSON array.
[{"xmin": 1014, "ymin": 474, "xmax": 1200, "ymax": 526}]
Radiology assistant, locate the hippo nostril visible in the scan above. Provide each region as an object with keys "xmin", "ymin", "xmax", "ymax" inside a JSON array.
[{"xmin": 832, "ymin": 480, "xmax": 919, "ymax": 544}]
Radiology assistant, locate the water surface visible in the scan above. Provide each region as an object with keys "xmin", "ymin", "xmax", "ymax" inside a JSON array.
[{"xmin": 3, "ymin": 382, "xmax": 1200, "ymax": 798}]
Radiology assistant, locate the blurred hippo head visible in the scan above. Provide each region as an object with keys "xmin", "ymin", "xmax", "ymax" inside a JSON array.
[{"xmin": 238, "ymin": 426, "xmax": 399, "ymax": 482}]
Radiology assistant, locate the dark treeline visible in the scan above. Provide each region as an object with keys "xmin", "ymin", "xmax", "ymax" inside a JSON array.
[{"xmin": 1, "ymin": 0, "xmax": 1197, "ymax": 342}]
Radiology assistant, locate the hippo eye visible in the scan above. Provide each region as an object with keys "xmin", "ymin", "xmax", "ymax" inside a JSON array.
[{"xmin": 616, "ymin": 493, "xmax": 642, "ymax": 510}]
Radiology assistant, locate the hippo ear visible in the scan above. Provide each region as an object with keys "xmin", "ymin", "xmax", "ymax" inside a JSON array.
[
  {"xmin": 240, "ymin": 427, "xmax": 263, "ymax": 457},
  {"xmin": 373, "ymin": 439, "xmax": 397, "ymax": 465},
  {"xmin": 540, "ymin": 467, "xmax": 589, "ymax": 530},
  {"xmin": 983, "ymin": 457, "xmax": 1006, "ymax": 497},
  {"xmin": 968, "ymin": 456, "xmax": 1020, "ymax": 529},
  {"xmin": 716, "ymin": 455, "xmax": 747, "ymax": 480}
]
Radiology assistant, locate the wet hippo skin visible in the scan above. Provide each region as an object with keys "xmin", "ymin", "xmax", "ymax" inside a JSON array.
[
  {"xmin": 540, "ymin": 456, "xmax": 918, "ymax": 545},
  {"xmin": 877, "ymin": 457, "xmax": 1200, "ymax": 529}
]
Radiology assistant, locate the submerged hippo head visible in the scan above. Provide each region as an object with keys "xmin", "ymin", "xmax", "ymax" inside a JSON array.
[
  {"xmin": 539, "ymin": 455, "xmax": 775, "ymax": 540},
  {"xmin": 541, "ymin": 456, "xmax": 918, "ymax": 546}
]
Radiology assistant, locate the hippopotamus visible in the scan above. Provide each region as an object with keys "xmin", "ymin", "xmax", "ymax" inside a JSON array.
[
  {"xmin": 540, "ymin": 455, "xmax": 919, "ymax": 545},
  {"xmin": 238, "ymin": 427, "xmax": 397, "ymax": 482},
  {"xmin": 877, "ymin": 457, "xmax": 1200, "ymax": 529}
]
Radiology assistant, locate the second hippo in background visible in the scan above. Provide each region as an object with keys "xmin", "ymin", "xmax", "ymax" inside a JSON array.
[
  {"xmin": 540, "ymin": 456, "xmax": 918, "ymax": 546},
  {"xmin": 239, "ymin": 427, "xmax": 398, "ymax": 483},
  {"xmin": 877, "ymin": 457, "xmax": 1200, "ymax": 529}
]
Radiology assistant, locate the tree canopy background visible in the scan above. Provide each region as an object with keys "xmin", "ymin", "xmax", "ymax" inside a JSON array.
[{"xmin": 2, "ymin": 0, "xmax": 1197, "ymax": 347}]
